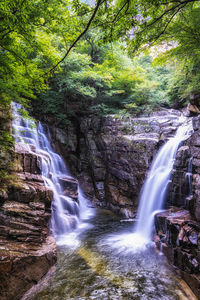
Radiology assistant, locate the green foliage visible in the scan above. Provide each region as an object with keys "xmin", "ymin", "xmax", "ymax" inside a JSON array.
[
  {"xmin": 151, "ymin": 5, "xmax": 200, "ymax": 104},
  {"xmin": 0, "ymin": 103, "xmax": 14, "ymax": 191},
  {"xmin": 4, "ymin": 0, "xmax": 198, "ymax": 189},
  {"xmin": 0, "ymin": 0, "xmax": 103, "ymax": 106},
  {"xmin": 33, "ymin": 34, "xmax": 172, "ymax": 124}
]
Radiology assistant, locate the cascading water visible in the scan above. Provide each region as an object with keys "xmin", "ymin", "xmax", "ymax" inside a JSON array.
[
  {"xmin": 105, "ymin": 117, "xmax": 193, "ymax": 252},
  {"xmin": 12, "ymin": 103, "xmax": 94, "ymax": 244},
  {"xmin": 133, "ymin": 118, "xmax": 193, "ymax": 243},
  {"xmin": 185, "ymin": 157, "xmax": 193, "ymax": 197}
]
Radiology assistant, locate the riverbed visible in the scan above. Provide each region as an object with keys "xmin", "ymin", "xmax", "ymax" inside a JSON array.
[{"xmin": 23, "ymin": 209, "xmax": 193, "ymax": 300}]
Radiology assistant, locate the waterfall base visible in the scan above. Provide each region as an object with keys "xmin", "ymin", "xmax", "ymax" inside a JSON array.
[
  {"xmin": 102, "ymin": 232, "xmax": 153, "ymax": 254},
  {"xmin": 21, "ymin": 210, "xmax": 195, "ymax": 300}
]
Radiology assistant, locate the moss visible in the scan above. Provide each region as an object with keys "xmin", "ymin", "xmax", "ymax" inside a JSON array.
[{"xmin": 0, "ymin": 101, "xmax": 14, "ymax": 192}]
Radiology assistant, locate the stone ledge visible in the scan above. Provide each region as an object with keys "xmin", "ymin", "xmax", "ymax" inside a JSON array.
[
  {"xmin": 155, "ymin": 207, "xmax": 200, "ymax": 299},
  {"xmin": 0, "ymin": 236, "xmax": 57, "ymax": 300}
]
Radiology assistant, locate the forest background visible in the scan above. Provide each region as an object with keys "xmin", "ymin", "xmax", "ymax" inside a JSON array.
[{"xmin": 1, "ymin": 0, "xmax": 200, "ymax": 187}]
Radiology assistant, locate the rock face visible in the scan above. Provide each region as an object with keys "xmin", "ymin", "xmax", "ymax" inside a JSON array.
[
  {"xmin": 0, "ymin": 102, "xmax": 14, "ymax": 190},
  {"xmin": 0, "ymin": 143, "xmax": 57, "ymax": 300},
  {"xmin": 51, "ymin": 109, "xmax": 182, "ymax": 217},
  {"xmin": 155, "ymin": 208, "xmax": 200, "ymax": 298},
  {"xmin": 59, "ymin": 176, "xmax": 78, "ymax": 200},
  {"xmin": 155, "ymin": 115, "xmax": 200, "ymax": 298},
  {"xmin": 168, "ymin": 115, "xmax": 200, "ymax": 221},
  {"xmin": 50, "ymin": 109, "xmax": 200, "ymax": 295}
]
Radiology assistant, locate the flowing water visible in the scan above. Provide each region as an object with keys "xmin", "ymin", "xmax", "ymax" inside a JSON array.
[
  {"xmin": 13, "ymin": 105, "xmax": 194, "ymax": 299},
  {"xmin": 134, "ymin": 119, "xmax": 193, "ymax": 240},
  {"xmin": 12, "ymin": 102, "xmax": 94, "ymax": 244},
  {"xmin": 23, "ymin": 210, "xmax": 192, "ymax": 300},
  {"xmin": 185, "ymin": 157, "xmax": 193, "ymax": 197},
  {"xmin": 105, "ymin": 118, "xmax": 193, "ymax": 252}
]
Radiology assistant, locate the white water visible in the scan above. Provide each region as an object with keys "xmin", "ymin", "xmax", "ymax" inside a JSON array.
[
  {"xmin": 12, "ymin": 104, "xmax": 193, "ymax": 252},
  {"xmin": 185, "ymin": 157, "xmax": 193, "ymax": 197},
  {"xmin": 105, "ymin": 117, "xmax": 193, "ymax": 253},
  {"xmin": 134, "ymin": 118, "xmax": 193, "ymax": 242},
  {"xmin": 12, "ymin": 103, "xmax": 94, "ymax": 245}
]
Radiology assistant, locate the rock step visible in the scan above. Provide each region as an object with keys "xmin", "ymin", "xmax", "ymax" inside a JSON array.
[
  {"xmin": 2, "ymin": 201, "xmax": 46, "ymax": 216},
  {"xmin": 0, "ymin": 225, "xmax": 47, "ymax": 244},
  {"xmin": 5, "ymin": 182, "xmax": 53, "ymax": 205},
  {"xmin": 0, "ymin": 236, "xmax": 57, "ymax": 300},
  {"xmin": 0, "ymin": 225, "xmax": 45, "ymax": 237},
  {"xmin": 58, "ymin": 176, "xmax": 78, "ymax": 200},
  {"xmin": 0, "ymin": 214, "xmax": 43, "ymax": 231},
  {"xmin": 15, "ymin": 144, "xmax": 42, "ymax": 174},
  {"xmin": 155, "ymin": 207, "xmax": 200, "ymax": 299}
]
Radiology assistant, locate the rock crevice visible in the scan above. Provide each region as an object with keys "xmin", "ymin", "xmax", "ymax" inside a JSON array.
[
  {"xmin": 51, "ymin": 109, "xmax": 183, "ymax": 217},
  {"xmin": 0, "ymin": 143, "xmax": 56, "ymax": 300}
]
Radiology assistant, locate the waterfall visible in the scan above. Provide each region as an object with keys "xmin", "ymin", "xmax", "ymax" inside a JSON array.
[
  {"xmin": 185, "ymin": 157, "xmax": 193, "ymax": 197},
  {"xmin": 12, "ymin": 103, "xmax": 94, "ymax": 243},
  {"xmin": 133, "ymin": 118, "xmax": 193, "ymax": 243},
  {"xmin": 105, "ymin": 117, "xmax": 193, "ymax": 253}
]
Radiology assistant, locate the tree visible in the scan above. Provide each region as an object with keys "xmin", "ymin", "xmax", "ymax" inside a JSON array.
[{"xmin": 0, "ymin": 0, "xmax": 102, "ymax": 105}]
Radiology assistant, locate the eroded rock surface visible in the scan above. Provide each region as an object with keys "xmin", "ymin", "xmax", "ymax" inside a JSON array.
[
  {"xmin": 168, "ymin": 115, "xmax": 200, "ymax": 221},
  {"xmin": 155, "ymin": 207, "xmax": 200, "ymax": 298},
  {"xmin": 0, "ymin": 143, "xmax": 57, "ymax": 300},
  {"xmin": 51, "ymin": 109, "xmax": 183, "ymax": 217}
]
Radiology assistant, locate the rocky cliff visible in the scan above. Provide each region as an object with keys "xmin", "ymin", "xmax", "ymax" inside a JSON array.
[
  {"xmin": 155, "ymin": 208, "xmax": 200, "ymax": 299},
  {"xmin": 50, "ymin": 109, "xmax": 200, "ymax": 296},
  {"xmin": 51, "ymin": 109, "xmax": 183, "ymax": 217},
  {"xmin": 2, "ymin": 105, "xmax": 199, "ymax": 298},
  {"xmin": 154, "ymin": 115, "xmax": 200, "ymax": 298},
  {"xmin": 0, "ymin": 142, "xmax": 57, "ymax": 300}
]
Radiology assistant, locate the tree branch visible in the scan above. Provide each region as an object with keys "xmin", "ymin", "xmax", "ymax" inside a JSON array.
[
  {"xmin": 152, "ymin": 5, "xmax": 185, "ymax": 42},
  {"xmin": 48, "ymin": 0, "xmax": 103, "ymax": 74},
  {"xmin": 0, "ymin": 30, "xmax": 14, "ymax": 41},
  {"xmin": 137, "ymin": 0, "xmax": 199, "ymax": 37}
]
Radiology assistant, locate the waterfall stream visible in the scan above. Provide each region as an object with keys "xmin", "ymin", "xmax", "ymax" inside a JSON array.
[
  {"xmin": 105, "ymin": 117, "xmax": 193, "ymax": 252},
  {"xmin": 186, "ymin": 156, "xmax": 193, "ymax": 197},
  {"xmin": 13, "ymin": 105, "xmax": 195, "ymax": 299},
  {"xmin": 12, "ymin": 103, "xmax": 94, "ymax": 245},
  {"xmin": 134, "ymin": 118, "xmax": 193, "ymax": 242}
]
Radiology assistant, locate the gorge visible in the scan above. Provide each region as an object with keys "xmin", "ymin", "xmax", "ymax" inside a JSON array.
[
  {"xmin": 2, "ymin": 1, "xmax": 200, "ymax": 298},
  {"xmin": 1, "ymin": 103, "xmax": 200, "ymax": 299}
]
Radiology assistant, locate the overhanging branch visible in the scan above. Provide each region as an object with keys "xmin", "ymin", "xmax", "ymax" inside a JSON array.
[{"xmin": 48, "ymin": 0, "xmax": 103, "ymax": 74}]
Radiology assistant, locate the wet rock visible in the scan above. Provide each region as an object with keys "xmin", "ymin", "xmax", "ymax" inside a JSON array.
[
  {"xmin": 188, "ymin": 231, "xmax": 198, "ymax": 246},
  {"xmin": 59, "ymin": 176, "xmax": 78, "ymax": 200},
  {"xmin": 55, "ymin": 110, "xmax": 184, "ymax": 217},
  {"xmin": 0, "ymin": 142, "xmax": 57, "ymax": 299},
  {"xmin": 187, "ymin": 104, "xmax": 200, "ymax": 116},
  {"xmin": 15, "ymin": 143, "xmax": 42, "ymax": 174},
  {"xmin": 192, "ymin": 115, "xmax": 200, "ymax": 131},
  {"xmin": 168, "ymin": 120, "xmax": 200, "ymax": 221},
  {"xmin": 155, "ymin": 207, "xmax": 200, "ymax": 298},
  {"xmin": 0, "ymin": 237, "xmax": 57, "ymax": 300}
]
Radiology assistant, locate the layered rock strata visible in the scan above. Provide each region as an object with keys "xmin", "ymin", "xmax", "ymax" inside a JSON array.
[
  {"xmin": 0, "ymin": 143, "xmax": 57, "ymax": 300},
  {"xmin": 168, "ymin": 115, "xmax": 200, "ymax": 221},
  {"xmin": 51, "ymin": 109, "xmax": 183, "ymax": 217},
  {"xmin": 155, "ymin": 115, "xmax": 200, "ymax": 298},
  {"xmin": 155, "ymin": 208, "xmax": 200, "ymax": 299}
]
